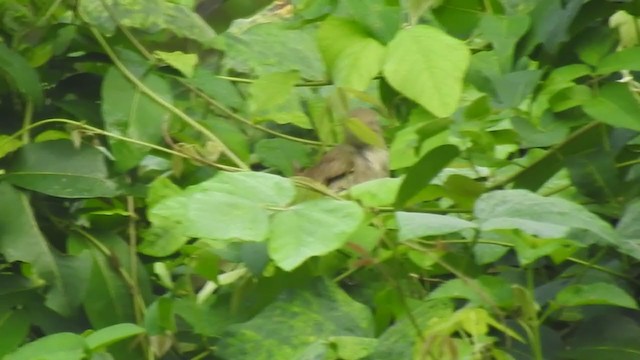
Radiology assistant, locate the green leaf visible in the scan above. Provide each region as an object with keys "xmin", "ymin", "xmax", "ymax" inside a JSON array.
[
  {"xmin": 582, "ymin": 83, "xmax": 640, "ymax": 131},
  {"xmin": 0, "ymin": 309, "xmax": 29, "ymax": 357},
  {"xmin": 348, "ymin": 177, "xmax": 401, "ymax": 207},
  {"xmin": 511, "ymin": 123, "xmax": 607, "ymax": 191},
  {"xmin": 249, "ymin": 71, "xmax": 300, "ymax": 113},
  {"xmin": 341, "ymin": 0, "xmax": 402, "ymax": 43},
  {"xmin": 79, "ymin": 0, "xmax": 216, "ymax": 46},
  {"xmin": 429, "ymin": 276, "xmax": 513, "ymax": 308},
  {"xmin": 102, "ymin": 64, "xmax": 173, "ymax": 171},
  {"xmin": 332, "ymin": 38, "xmax": 385, "ymax": 91},
  {"xmin": 532, "ymin": 64, "xmax": 592, "ymax": 120},
  {"xmin": 70, "ymin": 233, "xmax": 137, "ymax": 328},
  {"xmin": 345, "ymin": 115, "xmax": 385, "ymax": 148},
  {"xmin": 0, "ymin": 42, "xmax": 43, "ymax": 106},
  {"xmin": 85, "ymin": 323, "xmax": 146, "ymax": 350},
  {"xmin": 597, "ymin": 47, "xmax": 640, "ymax": 74},
  {"xmin": 478, "ymin": 14, "xmax": 530, "ymax": 71},
  {"xmin": 0, "ymin": 135, "xmax": 22, "ymax": 159},
  {"xmin": 190, "ymin": 171, "xmax": 296, "ymax": 207},
  {"xmin": 143, "ymin": 192, "xmax": 269, "ymax": 256},
  {"xmin": 255, "ymin": 138, "xmax": 312, "ymax": 176},
  {"xmin": 4, "ymin": 333, "xmax": 86, "ymax": 360},
  {"xmin": 218, "ymin": 279, "xmax": 373, "ymax": 360},
  {"xmin": 372, "ymin": 299, "xmax": 454, "ymax": 360},
  {"xmin": 616, "ymin": 199, "xmax": 640, "ymax": 261},
  {"xmin": 524, "ymin": 0, "xmax": 584, "ymax": 54},
  {"xmin": 396, "ymin": 212, "xmax": 477, "ymax": 241},
  {"xmin": 395, "ymin": 144, "xmax": 460, "ymax": 207},
  {"xmin": 565, "ymin": 151, "xmax": 619, "ymax": 201},
  {"xmin": 493, "ymin": 70, "xmax": 542, "ymax": 108},
  {"xmin": 383, "ymin": 25, "xmax": 471, "ymax": 117},
  {"xmin": 154, "ymin": 50, "xmax": 198, "ymax": 78},
  {"xmin": 442, "ymin": 174, "xmax": 485, "ymax": 209},
  {"xmin": 144, "ymin": 172, "xmax": 295, "ymax": 256},
  {"xmin": 4, "ymin": 141, "xmax": 119, "ymax": 198},
  {"xmin": 475, "ymin": 190, "xmax": 619, "ymax": 245},
  {"xmin": 554, "ymin": 283, "xmax": 638, "ymax": 309},
  {"xmin": 388, "ymin": 115, "xmax": 451, "ymax": 170},
  {"xmin": 219, "ymin": 23, "xmax": 325, "ymax": 80},
  {"xmin": 500, "ymin": 231, "xmax": 582, "ymax": 266},
  {"xmin": 248, "ymin": 71, "xmax": 310, "ymax": 128},
  {"xmin": 269, "ymin": 199, "xmax": 364, "ymax": 271},
  {"xmin": 330, "ymin": 336, "xmax": 378, "ymax": 360},
  {"xmin": 317, "ymin": 17, "xmax": 371, "ymax": 73},
  {"xmin": 187, "ymin": 68, "xmax": 243, "ymax": 110}
]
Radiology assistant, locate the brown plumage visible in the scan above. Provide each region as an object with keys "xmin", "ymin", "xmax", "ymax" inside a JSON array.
[{"xmin": 301, "ymin": 108, "xmax": 389, "ymax": 191}]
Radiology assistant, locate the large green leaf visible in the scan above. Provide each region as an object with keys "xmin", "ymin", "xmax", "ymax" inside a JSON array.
[
  {"xmin": 0, "ymin": 184, "xmax": 92, "ymax": 317},
  {"xmin": 332, "ymin": 37, "xmax": 385, "ymax": 91},
  {"xmin": 340, "ymin": 0, "xmax": 402, "ymax": 43},
  {"xmin": 371, "ymin": 299, "xmax": 454, "ymax": 360},
  {"xmin": 582, "ymin": 83, "xmax": 640, "ymax": 131},
  {"xmin": 383, "ymin": 25, "xmax": 471, "ymax": 117},
  {"xmin": 218, "ymin": 23, "xmax": 325, "ymax": 80},
  {"xmin": 317, "ymin": 16, "xmax": 386, "ymax": 90},
  {"xmin": 565, "ymin": 150, "xmax": 620, "ymax": 201},
  {"xmin": 85, "ymin": 323, "xmax": 146, "ymax": 350},
  {"xmin": 143, "ymin": 172, "xmax": 295, "ymax": 256},
  {"xmin": 429, "ymin": 276, "xmax": 513, "ymax": 308},
  {"xmin": 395, "ymin": 144, "xmax": 460, "ymax": 207},
  {"xmin": 596, "ymin": 46, "xmax": 640, "ymax": 74},
  {"xmin": 478, "ymin": 14, "xmax": 530, "ymax": 71},
  {"xmin": 493, "ymin": 70, "xmax": 542, "ymax": 108},
  {"xmin": 531, "ymin": 64, "xmax": 592, "ymax": 120},
  {"xmin": 396, "ymin": 212, "xmax": 477, "ymax": 241},
  {"xmin": 78, "ymin": 0, "xmax": 216, "ymax": 45},
  {"xmin": 255, "ymin": 139, "xmax": 312, "ymax": 176},
  {"xmin": 523, "ymin": 0, "xmax": 585, "ymax": 54},
  {"xmin": 68, "ymin": 233, "xmax": 138, "ymax": 328},
  {"xmin": 143, "ymin": 192, "xmax": 269, "ymax": 256},
  {"xmin": 4, "ymin": 333, "xmax": 86, "ymax": 360},
  {"xmin": 0, "ymin": 43, "xmax": 43, "ymax": 106},
  {"xmin": 554, "ymin": 283, "xmax": 638, "ymax": 309},
  {"xmin": 475, "ymin": 190, "xmax": 619, "ymax": 245},
  {"xmin": 510, "ymin": 123, "xmax": 608, "ymax": 191},
  {"xmin": 4, "ymin": 141, "xmax": 119, "ymax": 198},
  {"xmin": 269, "ymin": 199, "xmax": 364, "ymax": 271},
  {"xmin": 248, "ymin": 71, "xmax": 310, "ymax": 128},
  {"xmin": 217, "ymin": 278, "xmax": 373, "ymax": 360},
  {"xmin": 190, "ymin": 171, "xmax": 296, "ymax": 207},
  {"xmin": 0, "ymin": 307, "xmax": 29, "ymax": 357},
  {"xmin": 102, "ymin": 65, "xmax": 173, "ymax": 171},
  {"xmin": 187, "ymin": 68, "xmax": 243, "ymax": 110}
]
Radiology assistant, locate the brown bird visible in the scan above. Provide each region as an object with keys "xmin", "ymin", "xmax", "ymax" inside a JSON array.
[{"xmin": 301, "ymin": 108, "xmax": 389, "ymax": 191}]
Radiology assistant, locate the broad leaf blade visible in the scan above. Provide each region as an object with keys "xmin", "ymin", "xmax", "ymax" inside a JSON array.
[
  {"xmin": 383, "ymin": 25, "xmax": 470, "ymax": 117},
  {"xmin": 0, "ymin": 183, "xmax": 90, "ymax": 316},
  {"xmin": 5, "ymin": 141, "xmax": 118, "ymax": 198},
  {"xmin": 554, "ymin": 283, "xmax": 638, "ymax": 309},
  {"xmin": 396, "ymin": 212, "xmax": 477, "ymax": 241},
  {"xmin": 475, "ymin": 190, "xmax": 618, "ymax": 245},
  {"xmin": 395, "ymin": 144, "xmax": 460, "ymax": 207},
  {"xmin": 269, "ymin": 199, "xmax": 364, "ymax": 271},
  {"xmin": 218, "ymin": 279, "xmax": 373, "ymax": 360}
]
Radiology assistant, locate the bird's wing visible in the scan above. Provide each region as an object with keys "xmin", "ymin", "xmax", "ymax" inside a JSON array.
[{"xmin": 300, "ymin": 145, "xmax": 356, "ymax": 185}]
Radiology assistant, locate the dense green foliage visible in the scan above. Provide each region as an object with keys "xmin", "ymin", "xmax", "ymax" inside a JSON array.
[{"xmin": 2, "ymin": 0, "xmax": 640, "ymax": 359}]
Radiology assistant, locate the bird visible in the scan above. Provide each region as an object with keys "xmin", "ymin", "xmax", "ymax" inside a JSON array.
[{"xmin": 301, "ymin": 108, "xmax": 389, "ymax": 191}]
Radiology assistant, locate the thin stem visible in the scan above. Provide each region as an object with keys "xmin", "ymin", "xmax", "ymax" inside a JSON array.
[
  {"xmin": 0, "ymin": 118, "xmax": 242, "ymax": 171},
  {"xmin": 21, "ymin": 100, "xmax": 33, "ymax": 143}
]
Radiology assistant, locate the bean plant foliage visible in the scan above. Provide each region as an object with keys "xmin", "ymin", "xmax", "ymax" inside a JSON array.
[{"xmin": 3, "ymin": 0, "xmax": 640, "ymax": 359}]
